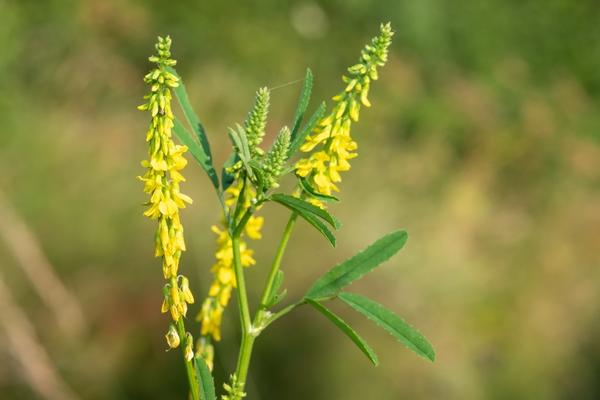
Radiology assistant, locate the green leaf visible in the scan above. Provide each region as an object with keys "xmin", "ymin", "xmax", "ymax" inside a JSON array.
[
  {"xmin": 298, "ymin": 211, "xmax": 337, "ymax": 247},
  {"xmin": 231, "ymin": 176, "xmax": 248, "ymax": 222},
  {"xmin": 290, "ymin": 68, "xmax": 313, "ymax": 138},
  {"xmin": 288, "ymin": 101, "xmax": 326, "ymax": 157},
  {"xmin": 270, "ymin": 194, "xmax": 338, "ymax": 246},
  {"xmin": 173, "ymin": 119, "xmax": 218, "ymax": 188},
  {"xmin": 338, "ymin": 292, "xmax": 435, "ymax": 362},
  {"xmin": 248, "ymin": 159, "xmax": 267, "ymax": 193},
  {"xmin": 305, "ymin": 230, "xmax": 408, "ymax": 300},
  {"xmin": 167, "ymin": 67, "xmax": 218, "ymax": 189},
  {"xmin": 271, "ymin": 194, "xmax": 341, "ymax": 229},
  {"xmin": 227, "ymin": 125, "xmax": 254, "ymax": 179},
  {"xmin": 194, "ymin": 356, "xmax": 217, "ymax": 400},
  {"xmin": 298, "ymin": 176, "xmax": 339, "ymax": 202},
  {"xmin": 221, "ymin": 152, "xmax": 239, "ymax": 191},
  {"xmin": 265, "ymin": 270, "xmax": 287, "ymax": 308},
  {"xmin": 306, "ymin": 299, "xmax": 379, "ymax": 366}
]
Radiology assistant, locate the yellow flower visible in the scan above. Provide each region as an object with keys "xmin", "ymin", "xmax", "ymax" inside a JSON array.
[
  {"xmin": 295, "ymin": 23, "xmax": 393, "ymax": 204},
  {"xmin": 245, "ymin": 216, "xmax": 264, "ymax": 239}
]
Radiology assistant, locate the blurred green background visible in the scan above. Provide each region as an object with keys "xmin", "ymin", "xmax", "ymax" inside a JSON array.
[{"xmin": 1, "ymin": 0, "xmax": 599, "ymax": 399}]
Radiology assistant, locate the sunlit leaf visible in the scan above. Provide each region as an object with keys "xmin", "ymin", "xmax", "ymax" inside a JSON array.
[
  {"xmin": 306, "ymin": 299, "xmax": 378, "ymax": 365},
  {"xmin": 271, "ymin": 194, "xmax": 340, "ymax": 229},
  {"xmin": 338, "ymin": 292, "xmax": 435, "ymax": 362},
  {"xmin": 305, "ymin": 230, "xmax": 407, "ymax": 300}
]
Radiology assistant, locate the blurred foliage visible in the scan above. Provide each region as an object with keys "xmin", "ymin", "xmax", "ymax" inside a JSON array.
[{"xmin": 0, "ymin": 0, "xmax": 599, "ymax": 399}]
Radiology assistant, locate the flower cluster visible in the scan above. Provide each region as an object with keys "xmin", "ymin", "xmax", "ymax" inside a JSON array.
[
  {"xmin": 138, "ymin": 36, "xmax": 195, "ymax": 352},
  {"xmin": 296, "ymin": 23, "xmax": 393, "ymax": 201},
  {"xmin": 262, "ymin": 127, "xmax": 291, "ymax": 189},
  {"xmin": 245, "ymin": 87, "xmax": 270, "ymax": 157}
]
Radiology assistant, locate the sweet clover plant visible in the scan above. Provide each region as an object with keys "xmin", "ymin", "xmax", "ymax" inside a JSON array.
[{"xmin": 138, "ymin": 23, "xmax": 435, "ymax": 399}]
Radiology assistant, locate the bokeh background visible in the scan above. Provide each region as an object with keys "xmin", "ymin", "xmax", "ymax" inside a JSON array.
[{"xmin": 1, "ymin": 1, "xmax": 599, "ymax": 399}]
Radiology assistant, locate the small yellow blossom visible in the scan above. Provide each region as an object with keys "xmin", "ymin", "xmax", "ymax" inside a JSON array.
[{"xmin": 245, "ymin": 215, "xmax": 264, "ymax": 240}]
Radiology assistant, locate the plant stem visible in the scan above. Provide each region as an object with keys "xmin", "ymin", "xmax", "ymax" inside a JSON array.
[
  {"xmin": 231, "ymin": 235, "xmax": 252, "ymax": 332},
  {"xmin": 176, "ymin": 318, "xmax": 200, "ymax": 400},
  {"xmin": 231, "ymin": 232, "xmax": 255, "ymax": 391},
  {"xmin": 258, "ymin": 213, "xmax": 298, "ymax": 309},
  {"xmin": 170, "ymin": 277, "xmax": 200, "ymax": 400},
  {"xmin": 231, "ymin": 213, "xmax": 299, "ymax": 393},
  {"xmin": 264, "ymin": 300, "xmax": 305, "ymax": 328},
  {"xmin": 235, "ymin": 332, "xmax": 256, "ymax": 388}
]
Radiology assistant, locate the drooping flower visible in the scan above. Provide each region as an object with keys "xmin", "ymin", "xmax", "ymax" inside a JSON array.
[{"xmin": 165, "ymin": 324, "xmax": 180, "ymax": 349}]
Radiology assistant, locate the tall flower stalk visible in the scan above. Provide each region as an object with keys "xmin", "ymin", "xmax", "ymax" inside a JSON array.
[
  {"xmin": 137, "ymin": 24, "xmax": 434, "ymax": 400},
  {"xmin": 138, "ymin": 36, "xmax": 199, "ymax": 400}
]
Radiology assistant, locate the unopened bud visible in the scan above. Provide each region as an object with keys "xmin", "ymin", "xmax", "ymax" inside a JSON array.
[{"xmin": 165, "ymin": 324, "xmax": 180, "ymax": 349}]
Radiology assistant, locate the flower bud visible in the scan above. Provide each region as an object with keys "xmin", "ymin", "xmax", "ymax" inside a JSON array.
[
  {"xmin": 165, "ymin": 324, "xmax": 180, "ymax": 349},
  {"xmin": 184, "ymin": 332, "xmax": 194, "ymax": 361}
]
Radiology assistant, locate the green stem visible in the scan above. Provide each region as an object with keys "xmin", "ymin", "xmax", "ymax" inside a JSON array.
[
  {"xmin": 176, "ymin": 318, "xmax": 200, "ymax": 400},
  {"xmin": 231, "ymin": 235, "xmax": 252, "ymax": 332},
  {"xmin": 258, "ymin": 213, "xmax": 298, "ymax": 309},
  {"xmin": 232, "ymin": 213, "xmax": 299, "ymax": 392},
  {"xmin": 264, "ymin": 300, "xmax": 306, "ymax": 328},
  {"xmin": 231, "ymin": 232, "xmax": 255, "ymax": 390},
  {"xmin": 170, "ymin": 277, "xmax": 200, "ymax": 400},
  {"xmin": 235, "ymin": 332, "xmax": 256, "ymax": 387}
]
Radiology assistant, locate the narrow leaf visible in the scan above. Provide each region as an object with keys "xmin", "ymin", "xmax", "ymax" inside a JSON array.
[
  {"xmin": 221, "ymin": 152, "xmax": 239, "ymax": 191},
  {"xmin": 305, "ymin": 230, "xmax": 408, "ymax": 300},
  {"xmin": 227, "ymin": 127, "xmax": 254, "ymax": 179},
  {"xmin": 298, "ymin": 176, "xmax": 339, "ymax": 202},
  {"xmin": 194, "ymin": 356, "xmax": 217, "ymax": 400},
  {"xmin": 235, "ymin": 124, "xmax": 252, "ymax": 162},
  {"xmin": 288, "ymin": 101, "xmax": 326, "ymax": 157},
  {"xmin": 173, "ymin": 119, "xmax": 219, "ymax": 187},
  {"xmin": 290, "ymin": 68, "xmax": 313, "ymax": 138},
  {"xmin": 271, "ymin": 194, "xmax": 341, "ymax": 229},
  {"xmin": 248, "ymin": 159, "xmax": 266, "ymax": 193},
  {"xmin": 265, "ymin": 270, "xmax": 286, "ymax": 308},
  {"xmin": 338, "ymin": 292, "xmax": 435, "ymax": 362},
  {"xmin": 298, "ymin": 211, "xmax": 336, "ymax": 247},
  {"xmin": 167, "ymin": 67, "xmax": 218, "ymax": 188},
  {"xmin": 306, "ymin": 299, "xmax": 379, "ymax": 365}
]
